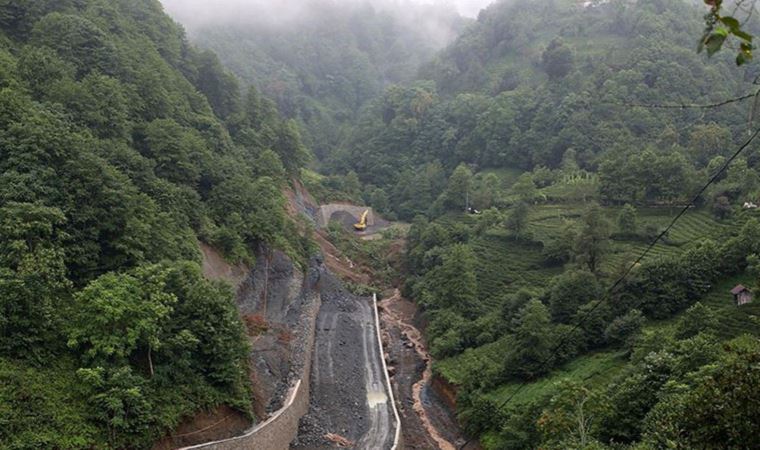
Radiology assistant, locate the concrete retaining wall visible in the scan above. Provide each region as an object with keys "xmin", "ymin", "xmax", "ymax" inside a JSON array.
[
  {"xmin": 181, "ymin": 292, "xmax": 321, "ymax": 450},
  {"xmin": 317, "ymin": 204, "xmax": 374, "ymax": 228},
  {"xmin": 373, "ymin": 294, "xmax": 402, "ymax": 450}
]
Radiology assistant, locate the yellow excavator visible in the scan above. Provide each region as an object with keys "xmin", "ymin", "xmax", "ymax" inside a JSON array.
[{"xmin": 354, "ymin": 210, "xmax": 369, "ymax": 231}]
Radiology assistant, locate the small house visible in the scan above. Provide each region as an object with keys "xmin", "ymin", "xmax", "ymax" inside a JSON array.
[{"xmin": 731, "ymin": 285, "xmax": 753, "ymax": 306}]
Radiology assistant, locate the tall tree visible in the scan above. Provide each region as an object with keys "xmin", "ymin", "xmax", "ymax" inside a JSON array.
[
  {"xmin": 444, "ymin": 163, "xmax": 474, "ymax": 211},
  {"xmin": 510, "ymin": 299, "xmax": 553, "ymax": 380},
  {"xmin": 575, "ymin": 205, "xmax": 611, "ymax": 273},
  {"xmin": 430, "ymin": 243, "xmax": 478, "ymax": 318}
]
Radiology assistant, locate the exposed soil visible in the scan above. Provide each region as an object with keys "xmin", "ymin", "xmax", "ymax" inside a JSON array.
[
  {"xmin": 152, "ymin": 406, "xmax": 250, "ymax": 450},
  {"xmin": 199, "ymin": 242, "xmax": 249, "ymax": 289}
]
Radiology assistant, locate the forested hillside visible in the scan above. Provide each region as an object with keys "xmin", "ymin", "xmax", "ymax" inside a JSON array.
[
  {"xmin": 336, "ymin": 0, "xmax": 759, "ymax": 221},
  {"xmin": 320, "ymin": 0, "xmax": 760, "ymax": 448},
  {"xmin": 0, "ymin": 1, "xmax": 312, "ymax": 447},
  {"xmin": 189, "ymin": 1, "xmax": 466, "ymax": 159}
]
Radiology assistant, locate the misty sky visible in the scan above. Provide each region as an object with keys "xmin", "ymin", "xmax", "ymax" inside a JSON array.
[{"xmin": 160, "ymin": 0, "xmax": 494, "ymax": 29}]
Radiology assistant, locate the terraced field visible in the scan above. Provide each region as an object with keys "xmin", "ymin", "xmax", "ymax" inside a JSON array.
[
  {"xmin": 444, "ymin": 203, "xmax": 756, "ymax": 315},
  {"xmin": 696, "ymin": 276, "xmax": 760, "ymax": 339},
  {"xmin": 471, "ymin": 231, "xmax": 563, "ymax": 309}
]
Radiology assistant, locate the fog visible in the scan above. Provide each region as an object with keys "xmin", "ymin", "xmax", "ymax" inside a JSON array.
[{"xmin": 159, "ymin": 0, "xmax": 494, "ymax": 30}]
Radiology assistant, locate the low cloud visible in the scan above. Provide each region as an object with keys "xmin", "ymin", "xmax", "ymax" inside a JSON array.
[{"xmin": 159, "ymin": 0, "xmax": 495, "ymax": 31}]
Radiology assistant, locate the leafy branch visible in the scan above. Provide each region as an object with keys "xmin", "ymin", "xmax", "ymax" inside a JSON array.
[{"xmin": 699, "ymin": 0, "xmax": 755, "ymax": 65}]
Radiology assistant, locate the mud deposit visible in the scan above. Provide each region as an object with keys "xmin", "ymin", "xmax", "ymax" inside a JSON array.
[{"xmin": 380, "ymin": 291, "xmax": 468, "ymax": 449}]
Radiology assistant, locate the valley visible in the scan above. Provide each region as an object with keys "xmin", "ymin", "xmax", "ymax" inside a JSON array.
[{"xmin": 3, "ymin": 0, "xmax": 760, "ymax": 449}]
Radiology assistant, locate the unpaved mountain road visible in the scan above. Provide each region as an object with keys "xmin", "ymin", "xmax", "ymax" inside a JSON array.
[{"xmin": 292, "ymin": 272, "xmax": 396, "ymax": 449}]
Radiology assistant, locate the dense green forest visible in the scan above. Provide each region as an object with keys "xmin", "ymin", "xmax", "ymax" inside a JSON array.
[
  {"xmin": 331, "ymin": 0, "xmax": 760, "ymax": 221},
  {"xmin": 190, "ymin": 1, "xmax": 466, "ymax": 160},
  {"xmin": 0, "ymin": 0, "xmax": 313, "ymax": 447}
]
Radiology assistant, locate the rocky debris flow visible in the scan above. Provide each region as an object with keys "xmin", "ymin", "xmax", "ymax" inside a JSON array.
[{"xmin": 292, "ymin": 271, "xmax": 394, "ymax": 449}]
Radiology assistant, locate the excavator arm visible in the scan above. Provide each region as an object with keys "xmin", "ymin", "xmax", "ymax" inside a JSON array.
[{"xmin": 354, "ymin": 210, "xmax": 369, "ymax": 231}]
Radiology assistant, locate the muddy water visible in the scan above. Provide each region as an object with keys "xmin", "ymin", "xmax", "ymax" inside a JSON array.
[{"xmin": 379, "ymin": 290, "xmax": 464, "ymax": 450}]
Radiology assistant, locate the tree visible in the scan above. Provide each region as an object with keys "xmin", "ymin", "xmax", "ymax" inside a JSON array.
[
  {"xmin": 711, "ymin": 195, "xmax": 732, "ymax": 219},
  {"xmin": 604, "ymin": 309, "xmax": 644, "ymax": 348},
  {"xmin": 575, "ymin": 205, "xmax": 611, "ymax": 273},
  {"xmin": 428, "ymin": 244, "xmax": 479, "ymax": 318},
  {"xmin": 370, "ymin": 187, "xmax": 390, "ymax": 214},
  {"xmin": 538, "ymin": 380, "xmax": 610, "ymax": 449},
  {"xmin": 542, "ymin": 39, "xmax": 574, "ymax": 79},
  {"xmin": 254, "ymin": 149, "xmax": 286, "ymax": 182},
  {"xmin": 548, "ymin": 270, "xmax": 601, "ymax": 323},
  {"xmin": 511, "ymin": 173, "xmax": 538, "ymax": 203},
  {"xmin": 617, "ymin": 204, "xmax": 638, "ymax": 236},
  {"xmin": 643, "ymin": 336, "xmax": 760, "ymax": 449},
  {"xmin": 141, "ymin": 119, "xmax": 209, "ymax": 187},
  {"xmin": 343, "ymin": 170, "xmax": 362, "ymax": 199},
  {"xmin": 0, "ymin": 202, "xmax": 70, "ymax": 357},
  {"xmin": 575, "ymin": 300, "xmax": 612, "ymax": 349},
  {"xmin": 30, "ymin": 13, "xmax": 117, "ymax": 77},
  {"xmin": 600, "ymin": 350, "xmax": 675, "ymax": 443},
  {"xmin": 444, "ymin": 163, "xmax": 473, "ymax": 211},
  {"xmin": 543, "ymin": 223, "xmax": 577, "ymax": 266},
  {"xmin": 473, "ymin": 172, "xmax": 501, "ymax": 209},
  {"xmin": 506, "ymin": 202, "xmax": 530, "ymax": 238},
  {"xmin": 66, "ymin": 265, "xmax": 176, "ymax": 374},
  {"xmin": 674, "ymin": 302, "xmax": 718, "ymax": 339},
  {"xmin": 509, "ymin": 299, "xmax": 553, "ymax": 380}
]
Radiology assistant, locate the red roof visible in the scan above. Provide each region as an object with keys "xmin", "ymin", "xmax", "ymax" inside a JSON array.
[{"xmin": 731, "ymin": 285, "xmax": 750, "ymax": 295}]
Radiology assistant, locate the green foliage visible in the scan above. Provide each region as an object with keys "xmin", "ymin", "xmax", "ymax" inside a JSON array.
[
  {"xmin": 444, "ymin": 163, "xmax": 474, "ymax": 211},
  {"xmin": 333, "ymin": 0, "xmax": 755, "ymax": 221},
  {"xmin": 617, "ymin": 204, "xmax": 638, "ymax": 236},
  {"xmin": 575, "ymin": 205, "xmax": 611, "ymax": 273},
  {"xmin": 674, "ymin": 302, "xmax": 718, "ymax": 339},
  {"xmin": 604, "ymin": 309, "xmax": 645, "ymax": 349},
  {"xmin": 0, "ymin": 202, "xmax": 70, "ymax": 358},
  {"xmin": 426, "ymin": 243, "xmax": 479, "ymax": 318},
  {"xmin": 537, "ymin": 381, "xmax": 610, "ymax": 449},
  {"xmin": 542, "ymin": 38, "xmax": 574, "ymax": 79},
  {"xmin": 67, "ymin": 266, "xmax": 175, "ymax": 366},
  {"xmin": 548, "ymin": 270, "xmax": 601, "ymax": 324},
  {"xmin": 193, "ymin": 1, "xmax": 464, "ymax": 160},
  {"xmin": 699, "ymin": 1, "xmax": 755, "ymax": 65},
  {"xmin": 505, "ymin": 202, "xmax": 530, "ymax": 238},
  {"xmin": 509, "ymin": 299, "xmax": 553, "ymax": 380},
  {"xmin": 642, "ymin": 336, "xmax": 760, "ymax": 448},
  {"xmin": 0, "ymin": 1, "xmax": 313, "ymax": 446}
]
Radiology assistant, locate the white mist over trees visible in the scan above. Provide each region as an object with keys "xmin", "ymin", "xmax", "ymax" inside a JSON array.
[{"xmin": 160, "ymin": 0, "xmax": 494, "ymax": 29}]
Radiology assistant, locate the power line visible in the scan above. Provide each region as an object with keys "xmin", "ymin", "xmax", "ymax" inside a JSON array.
[
  {"xmin": 610, "ymin": 91, "xmax": 758, "ymax": 110},
  {"xmin": 458, "ymin": 127, "xmax": 760, "ymax": 450}
]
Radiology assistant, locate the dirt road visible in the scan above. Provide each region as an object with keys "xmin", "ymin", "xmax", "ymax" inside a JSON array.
[{"xmin": 293, "ymin": 272, "xmax": 396, "ymax": 449}]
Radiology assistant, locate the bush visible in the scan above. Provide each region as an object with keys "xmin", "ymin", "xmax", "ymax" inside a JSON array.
[{"xmin": 605, "ymin": 309, "xmax": 645, "ymax": 349}]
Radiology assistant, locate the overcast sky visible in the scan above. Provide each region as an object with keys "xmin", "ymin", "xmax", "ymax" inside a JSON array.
[{"xmin": 160, "ymin": 0, "xmax": 495, "ymax": 29}]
